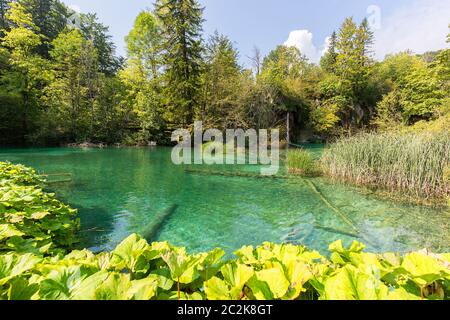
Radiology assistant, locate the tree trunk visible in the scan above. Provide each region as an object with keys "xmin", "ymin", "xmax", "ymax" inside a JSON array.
[{"xmin": 286, "ymin": 112, "xmax": 290, "ymax": 146}]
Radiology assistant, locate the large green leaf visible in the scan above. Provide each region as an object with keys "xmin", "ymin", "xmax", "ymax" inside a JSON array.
[
  {"xmin": 70, "ymin": 271, "xmax": 110, "ymax": 300},
  {"xmin": 248, "ymin": 265, "xmax": 290, "ymax": 300},
  {"xmin": 150, "ymin": 267, "xmax": 174, "ymax": 290},
  {"xmin": 37, "ymin": 266, "xmax": 95, "ymax": 300},
  {"xmin": 162, "ymin": 250, "xmax": 203, "ymax": 284},
  {"xmin": 221, "ymin": 262, "xmax": 254, "ymax": 299},
  {"xmin": 323, "ymin": 265, "xmax": 389, "ymax": 300},
  {"xmin": 401, "ymin": 253, "xmax": 449, "ymax": 286},
  {"xmin": 197, "ymin": 248, "xmax": 225, "ymax": 281},
  {"xmin": 329, "ymin": 240, "xmax": 365, "ymax": 265},
  {"xmin": 93, "ymin": 273, "xmax": 132, "ymax": 300},
  {"xmin": 0, "ymin": 224, "xmax": 24, "ymax": 241},
  {"xmin": 204, "ymin": 276, "xmax": 232, "ymax": 300},
  {"xmin": 234, "ymin": 246, "xmax": 258, "ymax": 265},
  {"xmin": 7, "ymin": 277, "xmax": 39, "ymax": 300},
  {"xmin": 204, "ymin": 262, "xmax": 254, "ymax": 300},
  {"xmin": 110, "ymin": 234, "xmax": 155, "ymax": 275},
  {"xmin": 0, "ymin": 253, "xmax": 41, "ymax": 286},
  {"xmin": 128, "ymin": 276, "xmax": 158, "ymax": 300},
  {"xmin": 282, "ymin": 260, "xmax": 312, "ymax": 300}
]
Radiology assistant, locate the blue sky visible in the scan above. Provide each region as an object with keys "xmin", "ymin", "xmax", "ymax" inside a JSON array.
[{"xmin": 61, "ymin": 0, "xmax": 450, "ymax": 66}]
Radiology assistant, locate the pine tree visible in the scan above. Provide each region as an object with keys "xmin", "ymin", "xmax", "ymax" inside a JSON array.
[
  {"xmin": 18, "ymin": 0, "xmax": 68, "ymax": 56},
  {"xmin": 356, "ymin": 18, "xmax": 374, "ymax": 69},
  {"xmin": 329, "ymin": 31, "xmax": 338, "ymax": 62},
  {"xmin": 320, "ymin": 31, "xmax": 338, "ymax": 73},
  {"xmin": 155, "ymin": 0, "xmax": 204, "ymax": 127},
  {"xmin": 335, "ymin": 18, "xmax": 358, "ymax": 82},
  {"xmin": 80, "ymin": 13, "xmax": 122, "ymax": 75}
]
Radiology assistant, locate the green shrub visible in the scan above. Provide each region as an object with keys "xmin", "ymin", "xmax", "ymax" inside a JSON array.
[
  {"xmin": 321, "ymin": 131, "xmax": 450, "ymax": 202},
  {"xmin": 0, "ymin": 235, "xmax": 449, "ymax": 300},
  {"xmin": 287, "ymin": 149, "xmax": 320, "ymax": 176},
  {"xmin": 0, "ymin": 162, "xmax": 43, "ymax": 186},
  {"xmin": 0, "ymin": 162, "xmax": 79, "ymax": 255}
]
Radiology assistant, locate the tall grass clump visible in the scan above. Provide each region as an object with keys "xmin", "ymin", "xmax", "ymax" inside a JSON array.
[
  {"xmin": 287, "ymin": 149, "xmax": 320, "ymax": 176},
  {"xmin": 321, "ymin": 131, "xmax": 450, "ymax": 202}
]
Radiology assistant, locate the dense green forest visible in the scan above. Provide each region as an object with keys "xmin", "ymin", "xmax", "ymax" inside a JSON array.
[{"xmin": 0, "ymin": 0, "xmax": 449, "ymax": 146}]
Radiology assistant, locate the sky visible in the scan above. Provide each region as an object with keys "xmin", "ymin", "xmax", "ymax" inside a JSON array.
[{"xmin": 61, "ymin": 0, "xmax": 450, "ymax": 66}]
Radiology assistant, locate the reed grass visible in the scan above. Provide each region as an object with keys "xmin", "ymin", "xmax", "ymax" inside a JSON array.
[
  {"xmin": 287, "ymin": 149, "xmax": 320, "ymax": 176},
  {"xmin": 321, "ymin": 131, "xmax": 450, "ymax": 202}
]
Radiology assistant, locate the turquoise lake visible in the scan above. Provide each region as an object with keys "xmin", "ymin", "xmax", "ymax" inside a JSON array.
[{"xmin": 0, "ymin": 147, "xmax": 449, "ymax": 255}]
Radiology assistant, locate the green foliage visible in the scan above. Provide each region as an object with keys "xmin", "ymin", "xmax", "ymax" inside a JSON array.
[
  {"xmin": 321, "ymin": 131, "xmax": 450, "ymax": 202},
  {"xmin": 2, "ymin": 2, "xmax": 41, "ymax": 52},
  {"xmin": 0, "ymin": 235, "xmax": 448, "ymax": 300},
  {"xmin": 374, "ymin": 51, "xmax": 448, "ymax": 126},
  {"xmin": 0, "ymin": 2, "xmax": 50, "ymax": 145},
  {"xmin": 372, "ymin": 90, "xmax": 405, "ymax": 130},
  {"xmin": 201, "ymin": 32, "xmax": 245, "ymax": 129},
  {"xmin": 125, "ymin": 10, "xmax": 162, "ymax": 78},
  {"xmin": 120, "ymin": 9, "xmax": 167, "ymax": 144},
  {"xmin": 309, "ymin": 73, "xmax": 346, "ymax": 134},
  {"xmin": 0, "ymin": 1, "xmax": 126, "ymax": 146},
  {"xmin": 18, "ymin": 0, "xmax": 68, "ymax": 57},
  {"xmin": 259, "ymin": 45, "xmax": 309, "ymax": 113},
  {"xmin": 0, "ymin": 162, "xmax": 79, "ymax": 255},
  {"xmin": 0, "ymin": 1, "xmax": 448, "ymax": 149},
  {"xmin": 79, "ymin": 12, "xmax": 122, "ymax": 75},
  {"xmin": 287, "ymin": 149, "xmax": 320, "ymax": 176},
  {"xmin": 320, "ymin": 32, "xmax": 338, "ymax": 73},
  {"xmin": 31, "ymin": 29, "xmax": 99, "ymax": 144},
  {"xmin": 260, "ymin": 45, "xmax": 308, "ymax": 86},
  {"xmin": 155, "ymin": 0, "xmax": 204, "ymax": 126},
  {"xmin": 326, "ymin": 18, "xmax": 376, "ymax": 126}
]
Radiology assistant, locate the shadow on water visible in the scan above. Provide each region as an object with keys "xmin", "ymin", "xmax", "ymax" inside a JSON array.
[{"xmin": 62, "ymin": 203, "xmax": 116, "ymax": 251}]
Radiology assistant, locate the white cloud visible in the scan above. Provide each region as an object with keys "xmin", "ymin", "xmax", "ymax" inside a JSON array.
[
  {"xmin": 68, "ymin": 4, "xmax": 81, "ymax": 13},
  {"xmin": 284, "ymin": 30, "xmax": 329, "ymax": 63},
  {"xmin": 374, "ymin": 0, "xmax": 450, "ymax": 60}
]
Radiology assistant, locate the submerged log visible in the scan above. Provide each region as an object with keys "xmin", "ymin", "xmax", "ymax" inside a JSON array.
[
  {"xmin": 41, "ymin": 173, "xmax": 72, "ymax": 177},
  {"xmin": 301, "ymin": 178, "xmax": 380, "ymax": 247},
  {"xmin": 184, "ymin": 168, "xmax": 291, "ymax": 180},
  {"xmin": 140, "ymin": 204, "xmax": 179, "ymax": 242},
  {"xmin": 314, "ymin": 224, "xmax": 359, "ymax": 239},
  {"xmin": 45, "ymin": 178, "xmax": 72, "ymax": 184},
  {"xmin": 302, "ymin": 178, "xmax": 359, "ymax": 234},
  {"xmin": 41, "ymin": 172, "xmax": 73, "ymax": 184}
]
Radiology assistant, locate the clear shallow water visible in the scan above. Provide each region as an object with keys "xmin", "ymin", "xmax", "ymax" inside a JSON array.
[{"xmin": 0, "ymin": 147, "xmax": 448, "ymax": 255}]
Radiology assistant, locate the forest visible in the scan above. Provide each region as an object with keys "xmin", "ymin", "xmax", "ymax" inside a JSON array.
[
  {"xmin": 0, "ymin": 0, "xmax": 448, "ymax": 147},
  {"xmin": 0, "ymin": 0, "xmax": 449, "ymax": 302}
]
